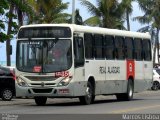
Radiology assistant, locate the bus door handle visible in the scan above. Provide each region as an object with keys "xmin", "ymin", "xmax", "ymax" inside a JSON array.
[{"xmin": 86, "ymin": 61, "xmax": 89, "ymax": 63}]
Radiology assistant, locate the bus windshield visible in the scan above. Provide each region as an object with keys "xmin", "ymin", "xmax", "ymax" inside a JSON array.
[{"xmin": 16, "ymin": 39, "xmax": 72, "ymax": 73}]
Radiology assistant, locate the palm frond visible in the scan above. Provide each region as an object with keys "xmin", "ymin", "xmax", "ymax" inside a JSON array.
[
  {"xmin": 52, "ymin": 13, "xmax": 71, "ymax": 23},
  {"xmin": 133, "ymin": 15, "xmax": 151, "ymax": 24},
  {"xmin": 114, "ymin": 20, "xmax": 126, "ymax": 30},
  {"xmin": 137, "ymin": 26, "xmax": 151, "ymax": 32},
  {"xmin": 79, "ymin": 0, "xmax": 100, "ymax": 17},
  {"xmin": 83, "ymin": 16, "xmax": 101, "ymax": 26}
]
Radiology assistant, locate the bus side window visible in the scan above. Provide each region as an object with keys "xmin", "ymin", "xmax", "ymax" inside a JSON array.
[
  {"xmin": 84, "ymin": 33, "xmax": 94, "ymax": 59},
  {"xmin": 104, "ymin": 35, "xmax": 115, "ymax": 59},
  {"xmin": 125, "ymin": 37, "xmax": 134, "ymax": 60},
  {"xmin": 115, "ymin": 36, "xmax": 125, "ymax": 60},
  {"xmin": 94, "ymin": 34, "xmax": 104, "ymax": 59},
  {"xmin": 74, "ymin": 37, "xmax": 84, "ymax": 67},
  {"xmin": 142, "ymin": 39, "xmax": 152, "ymax": 61},
  {"xmin": 134, "ymin": 38, "xmax": 143, "ymax": 61}
]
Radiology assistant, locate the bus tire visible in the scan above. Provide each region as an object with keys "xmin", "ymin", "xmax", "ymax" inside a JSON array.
[
  {"xmin": 34, "ymin": 97, "xmax": 47, "ymax": 106},
  {"xmin": 79, "ymin": 82, "xmax": 93, "ymax": 105},
  {"xmin": 116, "ymin": 79, "xmax": 134, "ymax": 101}
]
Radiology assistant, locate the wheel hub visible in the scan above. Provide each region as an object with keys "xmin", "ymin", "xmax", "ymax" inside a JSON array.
[{"xmin": 3, "ymin": 90, "xmax": 12, "ymax": 100}]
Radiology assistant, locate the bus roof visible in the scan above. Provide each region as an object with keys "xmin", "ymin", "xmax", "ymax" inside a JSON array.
[{"xmin": 19, "ymin": 24, "xmax": 151, "ymax": 39}]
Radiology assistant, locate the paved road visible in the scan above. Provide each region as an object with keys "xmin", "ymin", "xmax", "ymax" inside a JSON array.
[{"xmin": 0, "ymin": 90, "xmax": 160, "ymax": 114}]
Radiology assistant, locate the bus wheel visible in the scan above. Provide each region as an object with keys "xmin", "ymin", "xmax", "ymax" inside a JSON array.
[
  {"xmin": 1, "ymin": 88, "xmax": 13, "ymax": 101},
  {"xmin": 79, "ymin": 82, "xmax": 93, "ymax": 105},
  {"xmin": 116, "ymin": 79, "xmax": 134, "ymax": 101},
  {"xmin": 34, "ymin": 97, "xmax": 47, "ymax": 106}
]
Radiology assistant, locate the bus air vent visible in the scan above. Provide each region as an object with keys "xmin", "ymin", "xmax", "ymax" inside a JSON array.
[
  {"xmin": 25, "ymin": 76, "xmax": 57, "ymax": 81},
  {"xmin": 32, "ymin": 88, "xmax": 53, "ymax": 93}
]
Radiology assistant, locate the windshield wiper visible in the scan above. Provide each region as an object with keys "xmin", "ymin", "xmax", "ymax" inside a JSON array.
[{"xmin": 48, "ymin": 38, "xmax": 59, "ymax": 51}]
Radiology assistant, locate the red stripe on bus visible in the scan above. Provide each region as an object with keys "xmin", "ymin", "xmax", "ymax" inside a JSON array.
[{"xmin": 126, "ymin": 60, "xmax": 135, "ymax": 80}]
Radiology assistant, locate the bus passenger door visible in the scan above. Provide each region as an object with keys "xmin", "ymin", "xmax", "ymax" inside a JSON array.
[{"xmin": 73, "ymin": 36, "xmax": 85, "ymax": 96}]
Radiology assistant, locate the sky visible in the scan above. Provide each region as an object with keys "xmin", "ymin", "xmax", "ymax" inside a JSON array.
[{"xmin": 0, "ymin": 0, "xmax": 146, "ymax": 62}]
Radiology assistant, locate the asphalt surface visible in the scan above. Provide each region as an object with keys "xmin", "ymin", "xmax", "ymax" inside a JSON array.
[{"xmin": 0, "ymin": 90, "xmax": 160, "ymax": 114}]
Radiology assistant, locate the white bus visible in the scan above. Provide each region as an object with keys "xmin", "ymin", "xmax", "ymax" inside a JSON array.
[{"xmin": 15, "ymin": 24, "xmax": 153, "ymax": 105}]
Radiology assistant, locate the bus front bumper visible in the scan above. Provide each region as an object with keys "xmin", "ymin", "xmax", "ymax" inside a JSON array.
[{"xmin": 15, "ymin": 82, "xmax": 87, "ymax": 98}]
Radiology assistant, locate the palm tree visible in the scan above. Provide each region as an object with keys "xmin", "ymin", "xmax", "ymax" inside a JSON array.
[
  {"xmin": 4, "ymin": 0, "xmax": 69, "ymax": 66},
  {"xmin": 6, "ymin": 2, "xmax": 14, "ymax": 66},
  {"xmin": 79, "ymin": 0, "xmax": 125, "ymax": 29},
  {"xmin": 29, "ymin": 0, "xmax": 70, "ymax": 24},
  {"xmin": 0, "ymin": 0, "xmax": 9, "ymax": 43},
  {"xmin": 15, "ymin": 0, "xmax": 34, "ymax": 27},
  {"xmin": 134, "ymin": 0, "xmax": 160, "ymax": 64},
  {"xmin": 5, "ymin": 0, "xmax": 34, "ymax": 66},
  {"xmin": 120, "ymin": 0, "xmax": 134, "ymax": 31}
]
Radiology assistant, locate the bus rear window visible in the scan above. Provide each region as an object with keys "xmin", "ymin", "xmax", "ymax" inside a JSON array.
[{"xmin": 18, "ymin": 27, "xmax": 71, "ymax": 38}]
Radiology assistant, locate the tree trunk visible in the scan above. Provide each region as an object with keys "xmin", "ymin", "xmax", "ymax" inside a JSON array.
[
  {"xmin": 17, "ymin": 8, "xmax": 23, "ymax": 27},
  {"xmin": 153, "ymin": 31, "xmax": 156, "ymax": 65},
  {"xmin": 156, "ymin": 28, "xmax": 159, "ymax": 63},
  {"xmin": 6, "ymin": 3, "xmax": 14, "ymax": 66},
  {"xmin": 126, "ymin": 9, "xmax": 130, "ymax": 31}
]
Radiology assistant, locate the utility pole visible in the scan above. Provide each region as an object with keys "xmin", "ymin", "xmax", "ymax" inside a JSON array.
[{"xmin": 72, "ymin": 0, "xmax": 75, "ymax": 24}]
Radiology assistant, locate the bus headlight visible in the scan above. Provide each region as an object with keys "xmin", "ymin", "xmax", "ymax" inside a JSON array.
[
  {"xmin": 16, "ymin": 77, "xmax": 28, "ymax": 87},
  {"xmin": 57, "ymin": 77, "xmax": 72, "ymax": 86}
]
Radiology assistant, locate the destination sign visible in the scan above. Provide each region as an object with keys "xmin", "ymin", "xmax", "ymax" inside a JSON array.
[{"xmin": 18, "ymin": 27, "xmax": 71, "ymax": 38}]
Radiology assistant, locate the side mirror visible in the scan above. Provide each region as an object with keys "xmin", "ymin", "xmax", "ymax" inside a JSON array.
[{"xmin": 10, "ymin": 45, "xmax": 12, "ymax": 55}]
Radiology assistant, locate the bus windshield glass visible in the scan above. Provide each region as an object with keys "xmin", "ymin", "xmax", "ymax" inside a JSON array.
[{"xmin": 16, "ymin": 39, "xmax": 72, "ymax": 73}]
